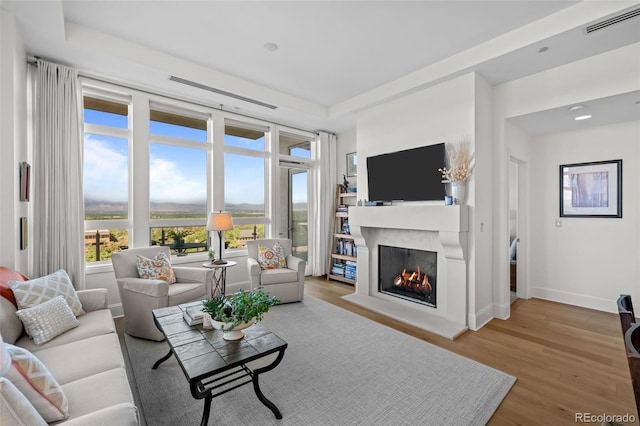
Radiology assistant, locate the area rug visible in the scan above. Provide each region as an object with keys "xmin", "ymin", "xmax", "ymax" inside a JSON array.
[{"xmin": 124, "ymin": 296, "xmax": 515, "ymax": 425}]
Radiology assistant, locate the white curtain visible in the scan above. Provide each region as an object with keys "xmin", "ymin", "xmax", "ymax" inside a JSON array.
[
  {"xmin": 31, "ymin": 59, "xmax": 85, "ymax": 289},
  {"xmin": 310, "ymin": 132, "xmax": 337, "ymax": 276}
]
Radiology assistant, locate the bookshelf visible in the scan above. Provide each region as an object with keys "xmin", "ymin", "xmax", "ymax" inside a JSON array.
[{"xmin": 327, "ymin": 184, "xmax": 357, "ymax": 285}]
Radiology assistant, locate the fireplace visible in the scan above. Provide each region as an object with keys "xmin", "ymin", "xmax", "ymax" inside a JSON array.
[{"xmin": 378, "ymin": 245, "xmax": 437, "ymax": 308}]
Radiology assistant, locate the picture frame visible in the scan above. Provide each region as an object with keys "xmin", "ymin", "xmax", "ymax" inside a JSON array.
[
  {"xmin": 20, "ymin": 161, "xmax": 30, "ymax": 202},
  {"xmin": 346, "ymin": 152, "xmax": 357, "ymax": 177},
  {"xmin": 559, "ymin": 159, "xmax": 622, "ymax": 218},
  {"xmin": 20, "ymin": 217, "xmax": 28, "ymax": 250}
]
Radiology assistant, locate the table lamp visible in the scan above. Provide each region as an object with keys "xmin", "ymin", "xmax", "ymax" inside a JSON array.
[{"xmin": 207, "ymin": 211, "xmax": 234, "ymax": 265}]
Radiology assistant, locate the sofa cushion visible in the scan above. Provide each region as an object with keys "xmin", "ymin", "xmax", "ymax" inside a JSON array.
[
  {"xmin": 16, "ymin": 308, "xmax": 115, "ymax": 353},
  {"xmin": 0, "ymin": 297, "xmax": 23, "ymax": 345},
  {"xmin": 16, "ymin": 296, "xmax": 80, "ymax": 346},
  {"xmin": 257, "ymin": 242, "xmax": 287, "ymax": 270},
  {"xmin": 260, "ymin": 268, "xmax": 298, "ymax": 285},
  {"xmin": 0, "ymin": 377, "xmax": 47, "ymax": 426},
  {"xmin": 60, "ymin": 368, "xmax": 135, "ymax": 422},
  {"xmin": 5, "ymin": 344, "xmax": 69, "ymax": 422},
  {"xmin": 136, "ymin": 251, "xmax": 176, "ymax": 283},
  {"xmin": 168, "ymin": 282, "xmax": 207, "ymax": 306},
  {"xmin": 31, "ymin": 334, "xmax": 124, "ymax": 385},
  {"xmin": 9, "ymin": 269, "xmax": 85, "ymax": 317}
]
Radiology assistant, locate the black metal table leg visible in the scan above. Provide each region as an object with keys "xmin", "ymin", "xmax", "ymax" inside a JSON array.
[
  {"xmin": 152, "ymin": 349, "xmax": 173, "ymax": 369},
  {"xmin": 200, "ymin": 394, "xmax": 213, "ymax": 426},
  {"xmin": 251, "ymin": 348, "xmax": 286, "ymax": 419}
]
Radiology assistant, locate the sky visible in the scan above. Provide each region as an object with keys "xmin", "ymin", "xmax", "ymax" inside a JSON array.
[{"xmin": 83, "ymin": 109, "xmax": 306, "ymax": 206}]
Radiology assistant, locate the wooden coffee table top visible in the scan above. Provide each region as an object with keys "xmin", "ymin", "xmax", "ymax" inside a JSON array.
[{"xmin": 152, "ymin": 303, "xmax": 287, "ymax": 383}]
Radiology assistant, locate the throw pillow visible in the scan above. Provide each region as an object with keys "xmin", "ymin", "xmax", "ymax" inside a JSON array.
[
  {"xmin": 136, "ymin": 251, "xmax": 176, "ymax": 283},
  {"xmin": 257, "ymin": 242, "xmax": 287, "ymax": 270},
  {"xmin": 0, "ymin": 266, "xmax": 28, "ymax": 308},
  {"xmin": 0, "ymin": 377, "xmax": 48, "ymax": 426},
  {"xmin": 15, "ymin": 296, "xmax": 79, "ymax": 346},
  {"xmin": 5, "ymin": 344, "xmax": 70, "ymax": 422},
  {"xmin": 8, "ymin": 269, "xmax": 85, "ymax": 317}
]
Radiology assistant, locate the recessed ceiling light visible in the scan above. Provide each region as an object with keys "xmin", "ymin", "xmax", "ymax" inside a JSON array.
[
  {"xmin": 569, "ymin": 105, "xmax": 585, "ymax": 111},
  {"xmin": 538, "ymin": 46, "xmax": 549, "ymax": 53},
  {"xmin": 574, "ymin": 115, "xmax": 592, "ymax": 121},
  {"xmin": 264, "ymin": 42, "xmax": 278, "ymax": 52}
]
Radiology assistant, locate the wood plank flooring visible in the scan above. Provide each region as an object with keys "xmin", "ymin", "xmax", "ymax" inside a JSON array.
[{"xmin": 305, "ymin": 277, "xmax": 637, "ymax": 425}]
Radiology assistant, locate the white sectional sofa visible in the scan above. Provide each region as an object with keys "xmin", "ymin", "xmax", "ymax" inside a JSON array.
[{"xmin": 0, "ymin": 268, "xmax": 139, "ymax": 425}]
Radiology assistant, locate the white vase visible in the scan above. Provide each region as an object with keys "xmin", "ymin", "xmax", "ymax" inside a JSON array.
[{"xmin": 450, "ymin": 182, "xmax": 466, "ymax": 205}]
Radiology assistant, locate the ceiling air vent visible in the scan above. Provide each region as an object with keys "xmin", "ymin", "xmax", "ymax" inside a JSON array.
[
  {"xmin": 169, "ymin": 75, "xmax": 278, "ymax": 109},
  {"xmin": 585, "ymin": 7, "xmax": 640, "ymax": 34}
]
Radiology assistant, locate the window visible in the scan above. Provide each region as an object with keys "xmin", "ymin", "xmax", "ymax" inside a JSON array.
[
  {"xmin": 149, "ymin": 106, "xmax": 210, "ymax": 255},
  {"xmin": 224, "ymin": 120, "xmax": 269, "ymax": 248},
  {"xmin": 83, "ymin": 95, "xmax": 131, "ymax": 263}
]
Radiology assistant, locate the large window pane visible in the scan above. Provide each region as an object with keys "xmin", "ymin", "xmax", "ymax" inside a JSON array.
[
  {"xmin": 84, "ymin": 134, "xmax": 128, "ymax": 219},
  {"xmin": 84, "ymin": 97, "xmax": 128, "ymax": 128},
  {"xmin": 224, "ymin": 153, "xmax": 265, "ymax": 218},
  {"xmin": 149, "ymin": 144, "xmax": 207, "ymax": 219}
]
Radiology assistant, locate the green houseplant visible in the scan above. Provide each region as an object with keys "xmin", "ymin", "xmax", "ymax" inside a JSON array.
[{"xmin": 202, "ymin": 288, "xmax": 279, "ymax": 340}]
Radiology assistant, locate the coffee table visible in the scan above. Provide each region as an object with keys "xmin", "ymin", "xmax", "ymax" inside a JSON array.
[{"xmin": 152, "ymin": 302, "xmax": 287, "ymax": 426}]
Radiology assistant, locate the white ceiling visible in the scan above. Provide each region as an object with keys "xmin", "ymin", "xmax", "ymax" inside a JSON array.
[{"xmin": 2, "ymin": 0, "xmax": 640, "ymax": 133}]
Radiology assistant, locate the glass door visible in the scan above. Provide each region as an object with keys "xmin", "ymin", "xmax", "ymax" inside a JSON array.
[{"xmin": 279, "ymin": 167, "xmax": 309, "ymax": 263}]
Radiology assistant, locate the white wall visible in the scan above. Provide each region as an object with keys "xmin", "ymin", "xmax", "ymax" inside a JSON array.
[
  {"xmin": 0, "ymin": 10, "xmax": 28, "ymax": 271},
  {"xmin": 529, "ymin": 121, "xmax": 640, "ymax": 312}
]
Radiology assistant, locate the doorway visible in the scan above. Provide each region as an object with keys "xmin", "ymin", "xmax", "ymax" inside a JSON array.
[
  {"xmin": 508, "ymin": 158, "xmax": 519, "ymax": 303},
  {"xmin": 278, "ymin": 166, "xmax": 310, "ymax": 274}
]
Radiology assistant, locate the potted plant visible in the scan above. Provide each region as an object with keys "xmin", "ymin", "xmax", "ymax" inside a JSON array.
[{"xmin": 202, "ymin": 288, "xmax": 279, "ymax": 340}]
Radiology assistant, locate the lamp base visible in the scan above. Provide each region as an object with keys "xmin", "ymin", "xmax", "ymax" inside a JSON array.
[{"xmin": 212, "ymin": 259, "xmax": 228, "ymax": 265}]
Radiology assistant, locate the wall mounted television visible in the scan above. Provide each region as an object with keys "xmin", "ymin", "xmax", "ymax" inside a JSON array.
[{"xmin": 366, "ymin": 143, "xmax": 446, "ymax": 202}]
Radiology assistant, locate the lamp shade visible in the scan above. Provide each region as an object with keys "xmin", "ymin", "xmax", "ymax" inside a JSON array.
[
  {"xmin": 0, "ymin": 333, "xmax": 11, "ymax": 377},
  {"xmin": 207, "ymin": 212, "xmax": 234, "ymax": 232}
]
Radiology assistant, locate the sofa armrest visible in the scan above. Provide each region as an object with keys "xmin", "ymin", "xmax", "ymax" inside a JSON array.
[
  {"xmin": 117, "ymin": 277, "xmax": 169, "ymax": 298},
  {"xmin": 173, "ymin": 266, "xmax": 212, "ymax": 283},
  {"xmin": 247, "ymin": 258, "xmax": 261, "ymax": 289},
  {"xmin": 60, "ymin": 403, "xmax": 139, "ymax": 426},
  {"xmin": 287, "ymin": 255, "xmax": 305, "ymax": 275},
  {"xmin": 76, "ymin": 289, "xmax": 108, "ymax": 312}
]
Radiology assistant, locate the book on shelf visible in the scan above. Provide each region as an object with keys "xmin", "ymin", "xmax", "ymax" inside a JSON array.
[{"xmin": 183, "ymin": 305, "xmax": 204, "ymax": 325}]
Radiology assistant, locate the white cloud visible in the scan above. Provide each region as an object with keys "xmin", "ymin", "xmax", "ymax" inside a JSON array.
[
  {"xmin": 149, "ymin": 156, "xmax": 206, "ymax": 203},
  {"xmin": 84, "ymin": 135, "xmax": 128, "ymax": 202}
]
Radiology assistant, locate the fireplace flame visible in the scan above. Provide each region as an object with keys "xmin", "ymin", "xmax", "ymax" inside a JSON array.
[{"xmin": 393, "ymin": 268, "xmax": 433, "ymax": 293}]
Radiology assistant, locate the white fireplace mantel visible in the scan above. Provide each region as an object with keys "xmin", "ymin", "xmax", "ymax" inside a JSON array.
[{"xmin": 342, "ymin": 205, "xmax": 469, "ymax": 339}]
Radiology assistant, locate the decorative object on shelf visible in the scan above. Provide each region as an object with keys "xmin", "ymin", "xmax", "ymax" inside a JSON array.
[
  {"xmin": 438, "ymin": 139, "xmax": 474, "ymax": 205},
  {"xmin": 346, "ymin": 152, "xmax": 357, "ymax": 177},
  {"xmin": 445, "ymin": 195, "xmax": 453, "ymax": 206},
  {"xmin": 342, "ymin": 174, "xmax": 350, "ymax": 192},
  {"xmin": 201, "ymin": 288, "xmax": 279, "ymax": 340},
  {"xmin": 559, "ymin": 159, "xmax": 622, "ymax": 218},
  {"xmin": 206, "ymin": 211, "xmax": 234, "ymax": 264}
]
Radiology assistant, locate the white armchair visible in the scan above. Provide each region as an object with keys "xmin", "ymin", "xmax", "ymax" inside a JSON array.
[
  {"xmin": 246, "ymin": 239, "xmax": 305, "ymax": 303},
  {"xmin": 112, "ymin": 246, "xmax": 212, "ymax": 341}
]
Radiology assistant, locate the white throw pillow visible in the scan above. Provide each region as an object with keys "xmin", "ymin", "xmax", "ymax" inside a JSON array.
[
  {"xmin": 5, "ymin": 344, "xmax": 70, "ymax": 422},
  {"xmin": 15, "ymin": 296, "xmax": 79, "ymax": 346},
  {"xmin": 9, "ymin": 269, "xmax": 85, "ymax": 317},
  {"xmin": 0, "ymin": 377, "xmax": 47, "ymax": 426}
]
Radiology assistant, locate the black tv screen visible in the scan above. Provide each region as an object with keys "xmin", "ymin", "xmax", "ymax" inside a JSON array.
[{"xmin": 366, "ymin": 143, "xmax": 445, "ymax": 202}]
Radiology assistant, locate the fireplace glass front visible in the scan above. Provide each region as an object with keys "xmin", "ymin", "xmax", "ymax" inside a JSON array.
[{"xmin": 378, "ymin": 245, "xmax": 437, "ymax": 308}]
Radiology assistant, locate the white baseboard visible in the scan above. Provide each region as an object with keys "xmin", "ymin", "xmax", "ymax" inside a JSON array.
[
  {"xmin": 469, "ymin": 304, "xmax": 494, "ymax": 331},
  {"xmin": 493, "ymin": 302, "xmax": 511, "ymax": 320},
  {"xmin": 530, "ymin": 286, "xmax": 617, "ymax": 314}
]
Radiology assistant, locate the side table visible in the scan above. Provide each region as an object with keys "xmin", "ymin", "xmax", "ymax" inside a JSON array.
[{"xmin": 203, "ymin": 260, "xmax": 237, "ymax": 297}]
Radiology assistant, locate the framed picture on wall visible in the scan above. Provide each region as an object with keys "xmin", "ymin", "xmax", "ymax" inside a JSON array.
[
  {"xmin": 346, "ymin": 152, "xmax": 357, "ymax": 177},
  {"xmin": 20, "ymin": 217, "xmax": 28, "ymax": 250},
  {"xmin": 559, "ymin": 159, "xmax": 622, "ymax": 218},
  {"xmin": 20, "ymin": 161, "xmax": 30, "ymax": 201}
]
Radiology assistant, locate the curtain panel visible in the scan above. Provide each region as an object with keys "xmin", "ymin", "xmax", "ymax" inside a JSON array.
[
  {"xmin": 31, "ymin": 60, "xmax": 85, "ymax": 289},
  {"xmin": 311, "ymin": 132, "xmax": 336, "ymax": 276}
]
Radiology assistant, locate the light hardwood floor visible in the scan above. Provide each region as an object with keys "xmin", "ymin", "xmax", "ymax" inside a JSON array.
[{"xmin": 305, "ymin": 277, "xmax": 636, "ymax": 425}]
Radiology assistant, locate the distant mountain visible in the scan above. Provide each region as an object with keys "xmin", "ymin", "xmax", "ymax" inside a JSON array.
[{"xmin": 85, "ymin": 200, "xmax": 268, "ymax": 215}]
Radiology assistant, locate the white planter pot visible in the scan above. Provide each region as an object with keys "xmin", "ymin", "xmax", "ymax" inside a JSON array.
[{"xmin": 450, "ymin": 182, "xmax": 466, "ymax": 205}]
